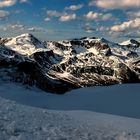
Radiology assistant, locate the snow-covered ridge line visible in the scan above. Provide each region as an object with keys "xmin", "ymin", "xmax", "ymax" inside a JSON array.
[
  {"xmin": 120, "ymin": 39, "xmax": 140, "ymax": 46},
  {"xmin": 0, "ymin": 33, "xmax": 140, "ymax": 94}
]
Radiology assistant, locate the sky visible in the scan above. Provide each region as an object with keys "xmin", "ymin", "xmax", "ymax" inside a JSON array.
[{"xmin": 0, "ymin": 0, "xmax": 140, "ymax": 42}]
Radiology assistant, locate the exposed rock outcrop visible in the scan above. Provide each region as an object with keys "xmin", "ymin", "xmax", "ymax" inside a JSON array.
[{"xmin": 0, "ymin": 34, "xmax": 140, "ymax": 94}]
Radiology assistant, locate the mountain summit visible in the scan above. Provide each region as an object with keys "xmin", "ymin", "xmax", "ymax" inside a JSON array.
[{"xmin": 0, "ymin": 34, "xmax": 140, "ymax": 94}]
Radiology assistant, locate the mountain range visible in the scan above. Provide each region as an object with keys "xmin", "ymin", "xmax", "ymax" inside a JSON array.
[{"xmin": 0, "ymin": 33, "xmax": 140, "ymax": 94}]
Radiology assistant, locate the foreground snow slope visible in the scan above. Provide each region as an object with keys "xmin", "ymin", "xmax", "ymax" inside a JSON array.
[
  {"xmin": 0, "ymin": 83, "xmax": 140, "ymax": 119},
  {"xmin": 0, "ymin": 89, "xmax": 140, "ymax": 140},
  {"xmin": 0, "ymin": 83, "xmax": 140, "ymax": 139}
]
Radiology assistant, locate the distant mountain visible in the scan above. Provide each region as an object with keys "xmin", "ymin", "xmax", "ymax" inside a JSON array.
[
  {"xmin": 0, "ymin": 34, "xmax": 140, "ymax": 94},
  {"xmin": 120, "ymin": 39, "xmax": 140, "ymax": 46}
]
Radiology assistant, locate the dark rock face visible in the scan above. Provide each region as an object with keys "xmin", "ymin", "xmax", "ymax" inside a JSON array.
[
  {"xmin": 127, "ymin": 51, "xmax": 139, "ymax": 58},
  {"xmin": 0, "ymin": 38, "xmax": 11, "ymax": 45},
  {"xmin": 0, "ymin": 34, "xmax": 140, "ymax": 94},
  {"xmin": 128, "ymin": 39, "xmax": 140, "ymax": 47}
]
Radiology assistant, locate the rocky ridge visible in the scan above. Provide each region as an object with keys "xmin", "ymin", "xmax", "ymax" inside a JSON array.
[{"xmin": 0, "ymin": 33, "xmax": 140, "ymax": 94}]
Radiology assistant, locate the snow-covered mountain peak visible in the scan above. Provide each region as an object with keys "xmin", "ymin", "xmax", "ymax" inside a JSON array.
[
  {"xmin": 120, "ymin": 39, "xmax": 140, "ymax": 46},
  {"xmin": 0, "ymin": 33, "xmax": 140, "ymax": 93},
  {"xmin": 98, "ymin": 37, "xmax": 110, "ymax": 43},
  {"xmin": 120, "ymin": 39, "xmax": 140, "ymax": 55},
  {"xmin": 14, "ymin": 33, "xmax": 32, "ymax": 38},
  {"xmin": 3, "ymin": 33, "xmax": 46, "ymax": 55}
]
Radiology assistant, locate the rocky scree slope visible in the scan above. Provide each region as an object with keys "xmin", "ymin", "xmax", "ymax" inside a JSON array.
[{"xmin": 0, "ymin": 34, "xmax": 140, "ymax": 94}]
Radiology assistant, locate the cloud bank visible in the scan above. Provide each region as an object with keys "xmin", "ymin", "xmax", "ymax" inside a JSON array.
[
  {"xmin": 89, "ymin": 0, "xmax": 140, "ymax": 9},
  {"xmin": 0, "ymin": 0, "xmax": 16, "ymax": 8}
]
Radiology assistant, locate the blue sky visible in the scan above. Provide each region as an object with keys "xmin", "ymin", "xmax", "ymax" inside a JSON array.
[{"xmin": 0, "ymin": 0, "xmax": 140, "ymax": 42}]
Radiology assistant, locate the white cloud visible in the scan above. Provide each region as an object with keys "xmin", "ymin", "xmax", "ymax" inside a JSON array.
[
  {"xmin": 82, "ymin": 23, "xmax": 109, "ymax": 35},
  {"xmin": 85, "ymin": 11, "xmax": 112, "ymax": 21},
  {"xmin": 65, "ymin": 4, "xmax": 83, "ymax": 11},
  {"xmin": 127, "ymin": 11, "xmax": 140, "ymax": 18},
  {"xmin": 102, "ymin": 13, "xmax": 112, "ymax": 21},
  {"xmin": 109, "ymin": 18, "xmax": 140, "ymax": 39},
  {"xmin": 47, "ymin": 10, "xmax": 76, "ymax": 22},
  {"xmin": 134, "ymin": 11, "xmax": 140, "ymax": 17},
  {"xmin": 27, "ymin": 27, "xmax": 35, "ymax": 32},
  {"xmin": 0, "ymin": 10, "xmax": 10, "ymax": 18},
  {"xmin": 0, "ymin": 0, "xmax": 30, "ymax": 8},
  {"xmin": 0, "ymin": 24, "xmax": 48, "ymax": 33},
  {"xmin": 85, "ymin": 11, "xmax": 102, "ymax": 20},
  {"xmin": 59, "ymin": 14, "xmax": 76, "ymax": 22},
  {"xmin": 82, "ymin": 23, "xmax": 96, "ymax": 33},
  {"xmin": 89, "ymin": 0, "xmax": 140, "ymax": 9},
  {"xmin": 97, "ymin": 26, "xmax": 109, "ymax": 32},
  {"xmin": 0, "ymin": 24, "xmax": 24, "ymax": 31},
  {"xmin": 27, "ymin": 27, "xmax": 46, "ymax": 32},
  {"xmin": 27, "ymin": 26, "xmax": 54, "ymax": 34},
  {"xmin": 111, "ymin": 18, "xmax": 140, "ymax": 32},
  {"xmin": 8, "ymin": 24, "xmax": 24, "ymax": 29},
  {"xmin": 47, "ymin": 10, "xmax": 63, "ymax": 17},
  {"xmin": 19, "ymin": 0, "xmax": 29, "ymax": 3},
  {"xmin": 0, "ymin": 0, "xmax": 16, "ymax": 8},
  {"xmin": 44, "ymin": 17, "xmax": 50, "ymax": 21},
  {"xmin": 109, "ymin": 29, "xmax": 140, "ymax": 39}
]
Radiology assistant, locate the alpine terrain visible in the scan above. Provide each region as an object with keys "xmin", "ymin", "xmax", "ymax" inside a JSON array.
[{"xmin": 0, "ymin": 33, "xmax": 140, "ymax": 94}]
